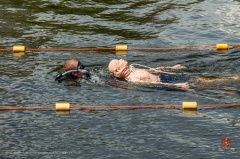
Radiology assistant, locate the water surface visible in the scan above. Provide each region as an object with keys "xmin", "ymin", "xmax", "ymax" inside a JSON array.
[{"xmin": 0, "ymin": 0, "xmax": 240, "ymax": 158}]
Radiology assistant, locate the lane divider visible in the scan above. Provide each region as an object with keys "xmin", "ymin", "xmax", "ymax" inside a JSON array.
[
  {"xmin": 0, "ymin": 44, "xmax": 237, "ymax": 56},
  {"xmin": 0, "ymin": 102, "xmax": 239, "ymax": 115}
]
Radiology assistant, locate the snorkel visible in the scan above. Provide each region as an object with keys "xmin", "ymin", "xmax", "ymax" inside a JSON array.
[{"xmin": 55, "ymin": 61, "xmax": 91, "ymax": 81}]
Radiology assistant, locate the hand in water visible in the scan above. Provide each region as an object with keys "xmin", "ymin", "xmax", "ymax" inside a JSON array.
[
  {"xmin": 174, "ymin": 82, "xmax": 189, "ymax": 89},
  {"xmin": 172, "ymin": 64, "xmax": 187, "ymax": 70}
]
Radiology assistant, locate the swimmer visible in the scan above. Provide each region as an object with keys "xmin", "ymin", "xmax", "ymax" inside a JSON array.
[
  {"xmin": 108, "ymin": 59, "xmax": 189, "ymax": 89},
  {"xmin": 55, "ymin": 59, "xmax": 91, "ymax": 80},
  {"xmin": 108, "ymin": 59, "xmax": 239, "ymax": 90}
]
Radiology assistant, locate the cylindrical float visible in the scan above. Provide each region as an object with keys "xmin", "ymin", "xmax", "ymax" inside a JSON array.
[
  {"xmin": 182, "ymin": 102, "xmax": 197, "ymax": 110},
  {"xmin": 116, "ymin": 45, "xmax": 128, "ymax": 51},
  {"xmin": 216, "ymin": 44, "xmax": 228, "ymax": 50},
  {"xmin": 55, "ymin": 103, "xmax": 70, "ymax": 111},
  {"xmin": 13, "ymin": 45, "xmax": 26, "ymax": 52}
]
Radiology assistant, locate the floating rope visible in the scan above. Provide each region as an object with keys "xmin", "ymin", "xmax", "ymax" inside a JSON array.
[
  {"xmin": 0, "ymin": 44, "xmax": 237, "ymax": 55},
  {"xmin": 0, "ymin": 103, "xmax": 239, "ymax": 111}
]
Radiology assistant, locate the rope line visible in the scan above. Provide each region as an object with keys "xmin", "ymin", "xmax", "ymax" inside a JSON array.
[
  {"xmin": 1, "ymin": 45, "xmax": 239, "ymax": 53},
  {"xmin": 0, "ymin": 103, "xmax": 239, "ymax": 111}
]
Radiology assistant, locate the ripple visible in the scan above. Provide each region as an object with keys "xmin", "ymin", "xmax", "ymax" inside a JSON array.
[{"xmin": 1, "ymin": 0, "xmax": 240, "ymax": 158}]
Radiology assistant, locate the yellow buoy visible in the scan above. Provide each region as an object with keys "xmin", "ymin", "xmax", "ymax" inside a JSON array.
[
  {"xmin": 182, "ymin": 102, "xmax": 197, "ymax": 110},
  {"xmin": 55, "ymin": 103, "xmax": 70, "ymax": 111},
  {"xmin": 216, "ymin": 44, "xmax": 228, "ymax": 50},
  {"xmin": 13, "ymin": 45, "xmax": 26, "ymax": 53},
  {"xmin": 116, "ymin": 45, "xmax": 127, "ymax": 51}
]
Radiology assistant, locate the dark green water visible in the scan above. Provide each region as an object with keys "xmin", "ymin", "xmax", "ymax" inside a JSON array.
[{"xmin": 0, "ymin": 0, "xmax": 240, "ymax": 158}]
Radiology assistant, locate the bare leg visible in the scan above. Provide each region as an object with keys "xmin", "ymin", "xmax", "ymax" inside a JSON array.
[
  {"xmin": 160, "ymin": 82, "xmax": 190, "ymax": 90},
  {"xmin": 195, "ymin": 75, "xmax": 238, "ymax": 83},
  {"xmin": 190, "ymin": 75, "xmax": 239, "ymax": 89}
]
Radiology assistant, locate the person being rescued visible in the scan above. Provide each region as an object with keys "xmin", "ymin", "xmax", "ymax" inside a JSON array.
[{"xmin": 108, "ymin": 59, "xmax": 239, "ymax": 90}]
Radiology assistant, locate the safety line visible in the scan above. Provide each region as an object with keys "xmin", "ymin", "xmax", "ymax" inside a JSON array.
[
  {"xmin": 0, "ymin": 103, "xmax": 239, "ymax": 111},
  {"xmin": 0, "ymin": 44, "xmax": 238, "ymax": 53}
]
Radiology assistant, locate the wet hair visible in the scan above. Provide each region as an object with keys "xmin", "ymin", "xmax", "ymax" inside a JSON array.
[
  {"xmin": 63, "ymin": 59, "xmax": 78, "ymax": 72},
  {"xmin": 55, "ymin": 59, "xmax": 90, "ymax": 81}
]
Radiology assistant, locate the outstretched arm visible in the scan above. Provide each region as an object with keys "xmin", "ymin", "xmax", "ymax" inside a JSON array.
[{"xmin": 154, "ymin": 64, "xmax": 187, "ymax": 70}]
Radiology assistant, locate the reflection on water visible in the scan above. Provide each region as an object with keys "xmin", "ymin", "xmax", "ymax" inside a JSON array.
[{"xmin": 0, "ymin": 0, "xmax": 240, "ymax": 158}]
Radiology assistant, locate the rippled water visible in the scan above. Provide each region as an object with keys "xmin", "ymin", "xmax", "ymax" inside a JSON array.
[{"xmin": 0, "ymin": 0, "xmax": 240, "ymax": 158}]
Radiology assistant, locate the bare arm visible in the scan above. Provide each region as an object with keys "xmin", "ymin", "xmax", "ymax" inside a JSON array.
[{"xmin": 154, "ymin": 64, "xmax": 187, "ymax": 70}]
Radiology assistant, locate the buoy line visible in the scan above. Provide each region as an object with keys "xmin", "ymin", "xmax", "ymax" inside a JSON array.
[
  {"xmin": 0, "ymin": 103, "xmax": 239, "ymax": 111},
  {"xmin": 0, "ymin": 44, "xmax": 236, "ymax": 54}
]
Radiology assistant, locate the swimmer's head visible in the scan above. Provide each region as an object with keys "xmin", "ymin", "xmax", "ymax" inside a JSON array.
[
  {"xmin": 64, "ymin": 59, "xmax": 79, "ymax": 72},
  {"xmin": 108, "ymin": 59, "xmax": 118, "ymax": 73},
  {"xmin": 63, "ymin": 59, "xmax": 88, "ymax": 78},
  {"xmin": 108, "ymin": 59, "xmax": 130, "ymax": 78}
]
